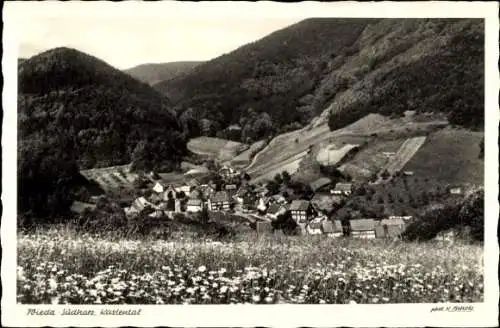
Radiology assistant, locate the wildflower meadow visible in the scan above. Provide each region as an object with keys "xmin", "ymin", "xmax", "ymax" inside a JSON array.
[{"xmin": 17, "ymin": 228, "xmax": 483, "ymax": 305}]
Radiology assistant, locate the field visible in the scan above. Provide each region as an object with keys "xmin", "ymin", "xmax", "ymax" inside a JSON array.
[
  {"xmin": 229, "ymin": 140, "xmax": 267, "ymax": 167},
  {"xmin": 403, "ymin": 128, "xmax": 484, "ymax": 185},
  {"xmin": 380, "ymin": 136, "xmax": 427, "ymax": 175},
  {"xmin": 80, "ymin": 164, "xmax": 138, "ymax": 191},
  {"xmin": 339, "ymin": 139, "xmax": 405, "ymax": 180},
  {"xmin": 187, "ymin": 137, "xmax": 248, "ymax": 161},
  {"xmin": 316, "ymin": 143, "xmax": 359, "ymax": 166},
  {"xmin": 17, "ymin": 228, "xmax": 483, "ymax": 305},
  {"xmin": 245, "ymin": 114, "xmax": 447, "ymax": 182}
]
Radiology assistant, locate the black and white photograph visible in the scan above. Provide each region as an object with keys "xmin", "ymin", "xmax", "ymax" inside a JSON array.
[{"xmin": 2, "ymin": 1, "xmax": 498, "ymax": 327}]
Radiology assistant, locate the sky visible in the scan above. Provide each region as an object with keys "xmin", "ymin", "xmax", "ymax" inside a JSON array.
[{"xmin": 17, "ymin": 16, "xmax": 303, "ymax": 70}]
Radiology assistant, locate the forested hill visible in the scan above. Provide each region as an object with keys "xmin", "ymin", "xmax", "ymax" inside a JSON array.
[
  {"xmin": 125, "ymin": 61, "xmax": 202, "ymax": 85},
  {"xmin": 18, "ymin": 47, "xmax": 188, "ymax": 219},
  {"xmin": 18, "ymin": 47, "xmax": 187, "ymax": 170},
  {"xmin": 155, "ymin": 18, "xmax": 483, "ymax": 143}
]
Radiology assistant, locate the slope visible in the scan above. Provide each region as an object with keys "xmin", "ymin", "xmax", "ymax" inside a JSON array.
[
  {"xmin": 18, "ymin": 47, "xmax": 188, "ymax": 219},
  {"xmin": 125, "ymin": 61, "xmax": 202, "ymax": 85},
  {"xmin": 155, "ymin": 18, "xmax": 377, "ymax": 139}
]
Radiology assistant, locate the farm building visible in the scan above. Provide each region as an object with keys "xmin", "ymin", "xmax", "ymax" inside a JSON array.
[
  {"xmin": 266, "ymin": 203, "xmax": 287, "ymax": 221},
  {"xmin": 70, "ymin": 201, "xmax": 96, "ymax": 215},
  {"xmin": 309, "ymin": 177, "xmax": 333, "ymax": 192},
  {"xmin": 349, "ymin": 219, "xmax": 376, "ymax": 239},
  {"xmin": 289, "ymin": 200, "xmax": 315, "ymax": 224},
  {"xmin": 208, "ymin": 191, "xmax": 231, "ymax": 211},
  {"xmin": 306, "ymin": 221, "xmax": 323, "ymax": 235},
  {"xmin": 331, "ymin": 183, "xmax": 353, "ymax": 196},
  {"xmin": 375, "ymin": 218, "xmax": 406, "ymax": 239},
  {"xmin": 323, "ymin": 220, "xmax": 344, "ymax": 237},
  {"xmin": 186, "ymin": 199, "xmax": 203, "ymax": 213}
]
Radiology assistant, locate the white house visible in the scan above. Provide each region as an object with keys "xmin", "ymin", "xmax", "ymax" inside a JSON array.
[
  {"xmin": 331, "ymin": 183, "xmax": 353, "ymax": 196},
  {"xmin": 186, "ymin": 199, "xmax": 203, "ymax": 213},
  {"xmin": 152, "ymin": 181, "xmax": 167, "ymax": 193},
  {"xmin": 306, "ymin": 221, "xmax": 323, "ymax": 235}
]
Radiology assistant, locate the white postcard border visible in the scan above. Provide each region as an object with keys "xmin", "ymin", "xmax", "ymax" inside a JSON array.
[{"xmin": 2, "ymin": 1, "xmax": 499, "ymax": 327}]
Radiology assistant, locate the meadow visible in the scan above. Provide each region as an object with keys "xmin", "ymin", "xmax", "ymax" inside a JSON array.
[{"xmin": 17, "ymin": 227, "xmax": 483, "ymax": 305}]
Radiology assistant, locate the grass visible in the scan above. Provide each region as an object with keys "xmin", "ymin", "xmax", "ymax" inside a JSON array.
[
  {"xmin": 187, "ymin": 137, "xmax": 248, "ymax": 160},
  {"xmin": 17, "ymin": 227, "xmax": 483, "ymax": 304},
  {"xmin": 404, "ymin": 128, "xmax": 484, "ymax": 185}
]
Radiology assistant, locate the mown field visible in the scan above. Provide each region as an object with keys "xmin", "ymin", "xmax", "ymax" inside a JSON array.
[
  {"xmin": 187, "ymin": 137, "xmax": 248, "ymax": 161},
  {"xmin": 403, "ymin": 128, "xmax": 484, "ymax": 185},
  {"xmin": 17, "ymin": 228, "xmax": 483, "ymax": 305}
]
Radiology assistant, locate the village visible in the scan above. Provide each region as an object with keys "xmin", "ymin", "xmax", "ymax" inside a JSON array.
[{"xmin": 70, "ymin": 161, "xmax": 427, "ymax": 240}]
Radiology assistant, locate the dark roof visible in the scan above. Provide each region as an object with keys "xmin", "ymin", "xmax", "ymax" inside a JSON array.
[
  {"xmin": 211, "ymin": 191, "xmax": 230, "ymax": 203},
  {"xmin": 350, "ymin": 219, "xmax": 376, "ymax": 231},
  {"xmin": 333, "ymin": 183, "xmax": 352, "ymax": 192},
  {"xmin": 309, "ymin": 177, "xmax": 332, "ymax": 191},
  {"xmin": 289, "ymin": 200, "xmax": 310, "ymax": 211},
  {"xmin": 267, "ymin": 203, "xmax": 284, "ymax": 215}
]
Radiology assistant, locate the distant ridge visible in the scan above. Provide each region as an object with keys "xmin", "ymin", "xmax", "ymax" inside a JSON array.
[{"xmin": 125, "ymin": 61, "xmax": 202, "ymax": 85}]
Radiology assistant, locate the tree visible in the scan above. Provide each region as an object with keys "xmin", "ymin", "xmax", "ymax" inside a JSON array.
[
  {"xmin": 281, "ymin": 171, "xmax": 291, "ymax": 185},
  {"xmin": 274, "ymin": 173, "xmax": 283, "ymax": 185}
]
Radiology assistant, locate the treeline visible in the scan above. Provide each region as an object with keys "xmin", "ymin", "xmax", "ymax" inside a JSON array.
[
  {"xmin": 329, "ymin": 28, "xmax": 484, "ymax": 131},
  {"xmin": 402, "ymin": 189, "xmax": 484, "ymax": 242}
]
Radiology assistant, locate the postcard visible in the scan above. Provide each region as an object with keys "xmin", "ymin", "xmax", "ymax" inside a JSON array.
[{"xmin": 2, "ymin": 1, "xmax": 499, "ymax": 327}]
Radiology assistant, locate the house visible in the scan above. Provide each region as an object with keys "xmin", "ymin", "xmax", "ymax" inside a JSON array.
[
  {"xmin": 70, "ymin": 201, "xmax": 96, "ymax": 215},
  {"xmin": 375, "ymin": 218, "xmax": 406, "ymax": 239},
  {"xmin": 306, "ymin": 221, "xmax": 323, "ymax": 235},
  {"xmin": 256, "ymin": 197, "xmax": 269, "ymax": 213},
  {"xmin": 403, "ymin": 171, "xmax": 414, "ymax": 176},
  {"xmin": 242, "ymin": 194, "xmax": 257, "ymax": 212},
  {"xmin": 152, "ymin": 181, "xmax": 168, "ymax": 194},
  {"xmin": 331, "ymin": 183, "xmax": 353, "ymax": 196},
  {"xmin": 270, "ymin": 194, "xmax": 287, "ymax": 205},
  {"xmin": 225, "ymin": 184, "xmax": 238, "ymax": 195},
  {"xmin": 309, "ymin": 177, "xmax": 333, "ymax": 192},
  {"xmin": 289, "ymin": 200, "xmax": 315, "ymax": 224},
  {"xmin": 189, "ymin": 189, "xmax": 202, "ymax": 200},
  {"xmin": 323, "ymin": 220, "xmax": 344, "ymax": 238},
  {"xmin": 349, "ymin": 219, "xmax": 376, "ymax": 239},
  {"xmin": 174, "ymin": 199, "xmax": 182, "ymax": 212},
  {"xmin": 266, "ymin": 203, "xmax": 287, "ymax": 221},
  {"xmin": 186, "ymin": 199, "xmax": 203, "ymax": 213},
  {"xmin": 208, "ymin": 191, "xmax": 231, "ymax": 211},
  {"xmin": 448, "ymin": 186, "xmax": 463, "ymax": 195}
]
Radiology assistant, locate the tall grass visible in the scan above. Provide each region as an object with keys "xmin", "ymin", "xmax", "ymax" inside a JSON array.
[{"xmin": 17, "ymin": 227, "xmax": 483, "ymax": 304}]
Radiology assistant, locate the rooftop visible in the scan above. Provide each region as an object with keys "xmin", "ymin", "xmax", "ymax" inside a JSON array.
[
  {"xmin": 289, "ymin": 200, "xmax": 310, "ymax": 211},
  {"xmin": 350, "ymin": 219, "xmax": 376, "ymax": 231},
  {"xmin": 211, "ymin": 191, "xmax": 231, "ymax": 203},
  {"xmin": 333, "ymin": 183, "xmax": 352, "ymax": 192},
  {"xmin": 309, "ymin": 177, "xmax": 332, "ymax": 191}
]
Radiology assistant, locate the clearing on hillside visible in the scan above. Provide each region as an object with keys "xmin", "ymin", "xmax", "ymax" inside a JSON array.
[
  {"xmin": 316, "ymin": 143, "xmax": 359, "ymax": 165},
  {"xmin": 230, "ymin": 140, "xmax": 267, "ymax": 167},
  {"xmin": 245, "ymin": 113, "xmax": 444, "ymax": 182},
  {"xmin": 187, "ymin": 137, "xmax": 248, "ymax": 161},
  {"xmin": 339, "ymin": 139, "xmax": 406, "ymax": 180},
  {"xmin": 403, "ymin": 128, "xmax": 484, "ymax": 185},
  {"xmin": 80, "ymin": 164, "xmax": 138, "ymax": 191},
  {"xmin": 380, "ymin": 136, "xmax": 427, "ymax": 175}
]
